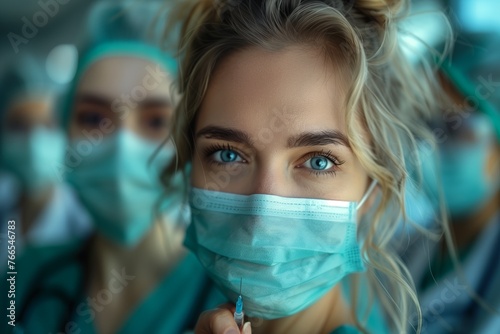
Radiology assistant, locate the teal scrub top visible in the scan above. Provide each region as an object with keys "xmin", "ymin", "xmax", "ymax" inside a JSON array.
[
  {"xmin": 2, "ymin": 241, "xmax": 389, "ymax": 334},
  {"xmin": 330, "ymin": 325, "xmax": 360, "ymax": 334},
  {"xmin": 340, "ymin": 275, "xmax": 390, "ymax": 333},
  {"xmin": 1, "ymin": 239, "xmax": 226, "ymax": 334},
  {"xmin": 402, "ymin": 211, "xmax": 500, "ymax": 333}
]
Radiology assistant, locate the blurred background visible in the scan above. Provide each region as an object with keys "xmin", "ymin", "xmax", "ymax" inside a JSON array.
[
  {"xmin": 0, "ymin": 0, "xmax": 170, "ymax": 94},
  {"xmin": 0, "ymin": 0, "xmax": 498, "ymax": 106},
  {"xmin": 0, "ymin": 0, "xmax": 179, "ymax": 264}
]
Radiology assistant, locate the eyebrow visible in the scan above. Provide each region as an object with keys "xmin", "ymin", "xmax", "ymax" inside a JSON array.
[
  {"xmin": 76, "ymin": 94, "xmax": 171, "ymax": 109},
  {"xmin": 196, "ymin": 126, "xmax": 254, "ymax": 147},
  {"xmin": 76, "ymin": 94, "xmax": 112, "ymax": 107},
  {"xmin": 140, "ymin": 98, "xmax": 172, "ymax": 110},
  {"xmin": 196, "ymin": 126, "xmax": 350, "ymax": 150},
  {"xmin": 287, "ymin": 130, "xmax": 351, "ymax": 149}
]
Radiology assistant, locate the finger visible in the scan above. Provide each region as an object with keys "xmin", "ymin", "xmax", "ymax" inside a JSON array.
[
  {"xmin": 242, "ymin": 322, "xmax": 252, "ymax": 334},
  {"xmin": 219, "ymin": 302, "xmax": 236, "ymax": 313},
  {"xmin": 195, "ymin": 304, "xmax": 240, "ymax": 334}
]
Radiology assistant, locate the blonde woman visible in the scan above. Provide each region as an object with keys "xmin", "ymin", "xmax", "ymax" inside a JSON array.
[{"xmin": 162, "ymin": 0, "xmax": 450, "ymax": 333}]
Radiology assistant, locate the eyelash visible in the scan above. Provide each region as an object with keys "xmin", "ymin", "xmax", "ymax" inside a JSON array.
[
  {"xmin": 300, "ymin": 150, "xmax": 345, "ymax": 177},
  {"xmin": 202, "ymin": 143, "xmax": 245, "ymax": 167},
  {"xmin": 202, "ymin": 145, "xmax": 345, "ymax": 177}
]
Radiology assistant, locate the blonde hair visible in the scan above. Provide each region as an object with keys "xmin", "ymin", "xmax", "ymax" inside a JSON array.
[{"xmin": 161, "ymin": 0, "xmax": 451, "ymax": 332}]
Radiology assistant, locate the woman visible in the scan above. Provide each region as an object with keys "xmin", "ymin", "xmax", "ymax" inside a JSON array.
[
  {"xmin": 401, "ymin": 61, "xmax": 500, "ymax": 333},
  {"xmin": 161, "ymin": 0, "xmax": 452, "ymax": 333},
  {"xmin": 0, "ymin": 55, "xmax": 92, "ymax": 265},
  {"xmin": 3, "ymin": 41, "xmax": 225, "ymax": 334}
]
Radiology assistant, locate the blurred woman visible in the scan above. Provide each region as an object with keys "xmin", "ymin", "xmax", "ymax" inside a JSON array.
[
  {"xmin": 401, "ymin": 62, "xmax": 500, "ymax": 333},
  {"xmin": 3, "ymin": 41, "xmax": 224, "ymax": 334},
  {"xmin": 0, "ymin": 55, "xmax": 92, "ymax": 265}
]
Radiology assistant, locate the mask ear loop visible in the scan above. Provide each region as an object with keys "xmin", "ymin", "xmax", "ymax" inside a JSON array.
[{"xmin": 356, "ymin": 179, "xmax": 378, "ymax": 210}]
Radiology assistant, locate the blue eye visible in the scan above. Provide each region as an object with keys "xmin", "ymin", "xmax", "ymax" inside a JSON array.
[
  {"xmin": 77, "ymin": 111, "xmax": 104, "ymax": 127},
  {"xmin": 304, "ymin": 156, "xmax": 334, "ymax": 170},
  {"xmin": 146, "ymin": 116, "xmax": 167, "ymax": 130},
  {"xmin": 213, "ymin": 149, "xmax": 243, "ymax": 163}
]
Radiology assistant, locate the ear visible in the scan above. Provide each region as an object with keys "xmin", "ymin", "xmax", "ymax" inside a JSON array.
[{"xmin": 485, "ymin": 140, "xmax": 500, "ymax": 182}]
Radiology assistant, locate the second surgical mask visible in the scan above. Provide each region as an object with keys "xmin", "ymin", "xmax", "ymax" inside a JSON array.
[
  {"xmin": 67, "ymin": 130, "xmax": 183, "ymax": 246},
  {"xmin": 1, "ymin": 127, "xmax": 65, "ymax": 193}
]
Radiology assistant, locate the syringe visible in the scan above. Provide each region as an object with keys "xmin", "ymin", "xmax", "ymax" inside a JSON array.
[{"xmin": 234, "ymin": 278, "xmax": 244, "ymax": 328}]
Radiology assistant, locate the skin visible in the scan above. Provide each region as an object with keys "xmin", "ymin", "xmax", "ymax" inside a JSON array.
[
  {"xmin": 3, "ymin": 98, "xmax": 56, "ymax": 235},
  {"xmin": 4, "ymin": 99, "xmax": 56, "ymax": 132},
  {"xmin": 70, "ymin": 57, "xmax": 174, "ymax": 141},
  {"xmin": 191, "ymin": 46, "xmax": 372, "ymax": 334},
  {"xmin": 69, "ymin": 56, "xmax": 185, "ymax": 334}
]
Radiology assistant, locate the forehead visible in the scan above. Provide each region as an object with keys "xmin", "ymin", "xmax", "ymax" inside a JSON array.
[
  {"xmin": 5, "ymin": 98, "xmax": 53, "ymax": 121},
  {"xmin": 197, "ymin": 46, "xmax": 349, "ymax": 136},
  {"xmin": 76, "ymin": 56, "xmax": 171, "ymax": 99}
]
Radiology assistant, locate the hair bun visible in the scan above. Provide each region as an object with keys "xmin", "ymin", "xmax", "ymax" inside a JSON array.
[{"xmin": 353, "ymin": 0, "xmax": 404, "ymax": 26}]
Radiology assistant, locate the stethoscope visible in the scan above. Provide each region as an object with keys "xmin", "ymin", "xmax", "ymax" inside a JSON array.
[{"xmin": 16, "ymin": 236, "xmax": 91, "ymax": 333}]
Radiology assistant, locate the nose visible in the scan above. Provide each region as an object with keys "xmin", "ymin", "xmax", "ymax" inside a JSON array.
[
  {"xmin": 122, "ymin": 107, "xmax": 139, "ymax": 134},
  {"xmin": 250, "ymin": 161, "xmax": 291, "ymax": 197}
]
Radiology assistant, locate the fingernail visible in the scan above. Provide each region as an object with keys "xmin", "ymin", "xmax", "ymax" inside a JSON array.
[{"xmin": 243, "ymin": 322, "xmax": 252, "ymax": 334}]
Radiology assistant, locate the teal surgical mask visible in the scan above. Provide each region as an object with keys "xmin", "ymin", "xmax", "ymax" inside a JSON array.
[
  {"xmin": 185, "ymin": 181, "xmax": 377, "ymax": 319},
  {"xmin": 401, "ymin": 141, "xmax": 440, "ymax": 230},
  {"xmin": 67, "ymin": 130, "xmax": 183, "ymax": 246},
  {"xmin": 402, "ymin": 179, "xmax": 438, "ymax": 230},
  {"xmin": 440, "ymin": 141, "xmax": 498, "ymax": 217},
  {"xmin": 438, "ymin": 115, "xmax": 499, "ymax": 218},
  {"xmin": 0, "ymin": 127, "xmax": 65, "ymax": 194}
]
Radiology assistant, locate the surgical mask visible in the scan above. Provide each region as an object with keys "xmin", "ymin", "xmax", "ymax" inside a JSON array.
[
  {"xmin": 440, "ymin": 141, "xmax": 498, "ymax": 217},
  {"xmin": 401, "ymin": 180, "xmax": 438, "ymax": 231},
  {"xmin": 437, "ymin": 115, "xmax": 499, "ymax": 218},
  {"xmin": 185, "ymin": 181, "xmax": 376, "ymax": 319},
  {"xmin": 0, "ymin": 127, "xmax": 65, "ymax": 194},
  {"xmin": 402, "ymin": 141, "xmax": 440, "ymax": 229},
  {"xmin": 67, "ymin": 130, "xmax": 183, "ymax": 246}
]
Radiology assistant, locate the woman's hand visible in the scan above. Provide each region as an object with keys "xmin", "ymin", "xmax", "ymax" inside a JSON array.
[{"xmin": 195, "ymin": 303, "xmax": 251, "ymax": 334}]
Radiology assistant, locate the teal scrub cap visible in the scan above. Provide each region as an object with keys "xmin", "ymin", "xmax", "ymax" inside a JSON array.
[
  {"xmin": 0, "ymin": 55, "xmax": 52, "ymax": 118},
  {"xmin": 0, "ymin": 55, "xmax": 56, "ymax": 150},
  {"xmin": 440, "ymin": 59, "xmax": 500, "ymax": 143},
  {"xmin": 60, "ymin": 40, "xmax": 178, "ymax": 128}
]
